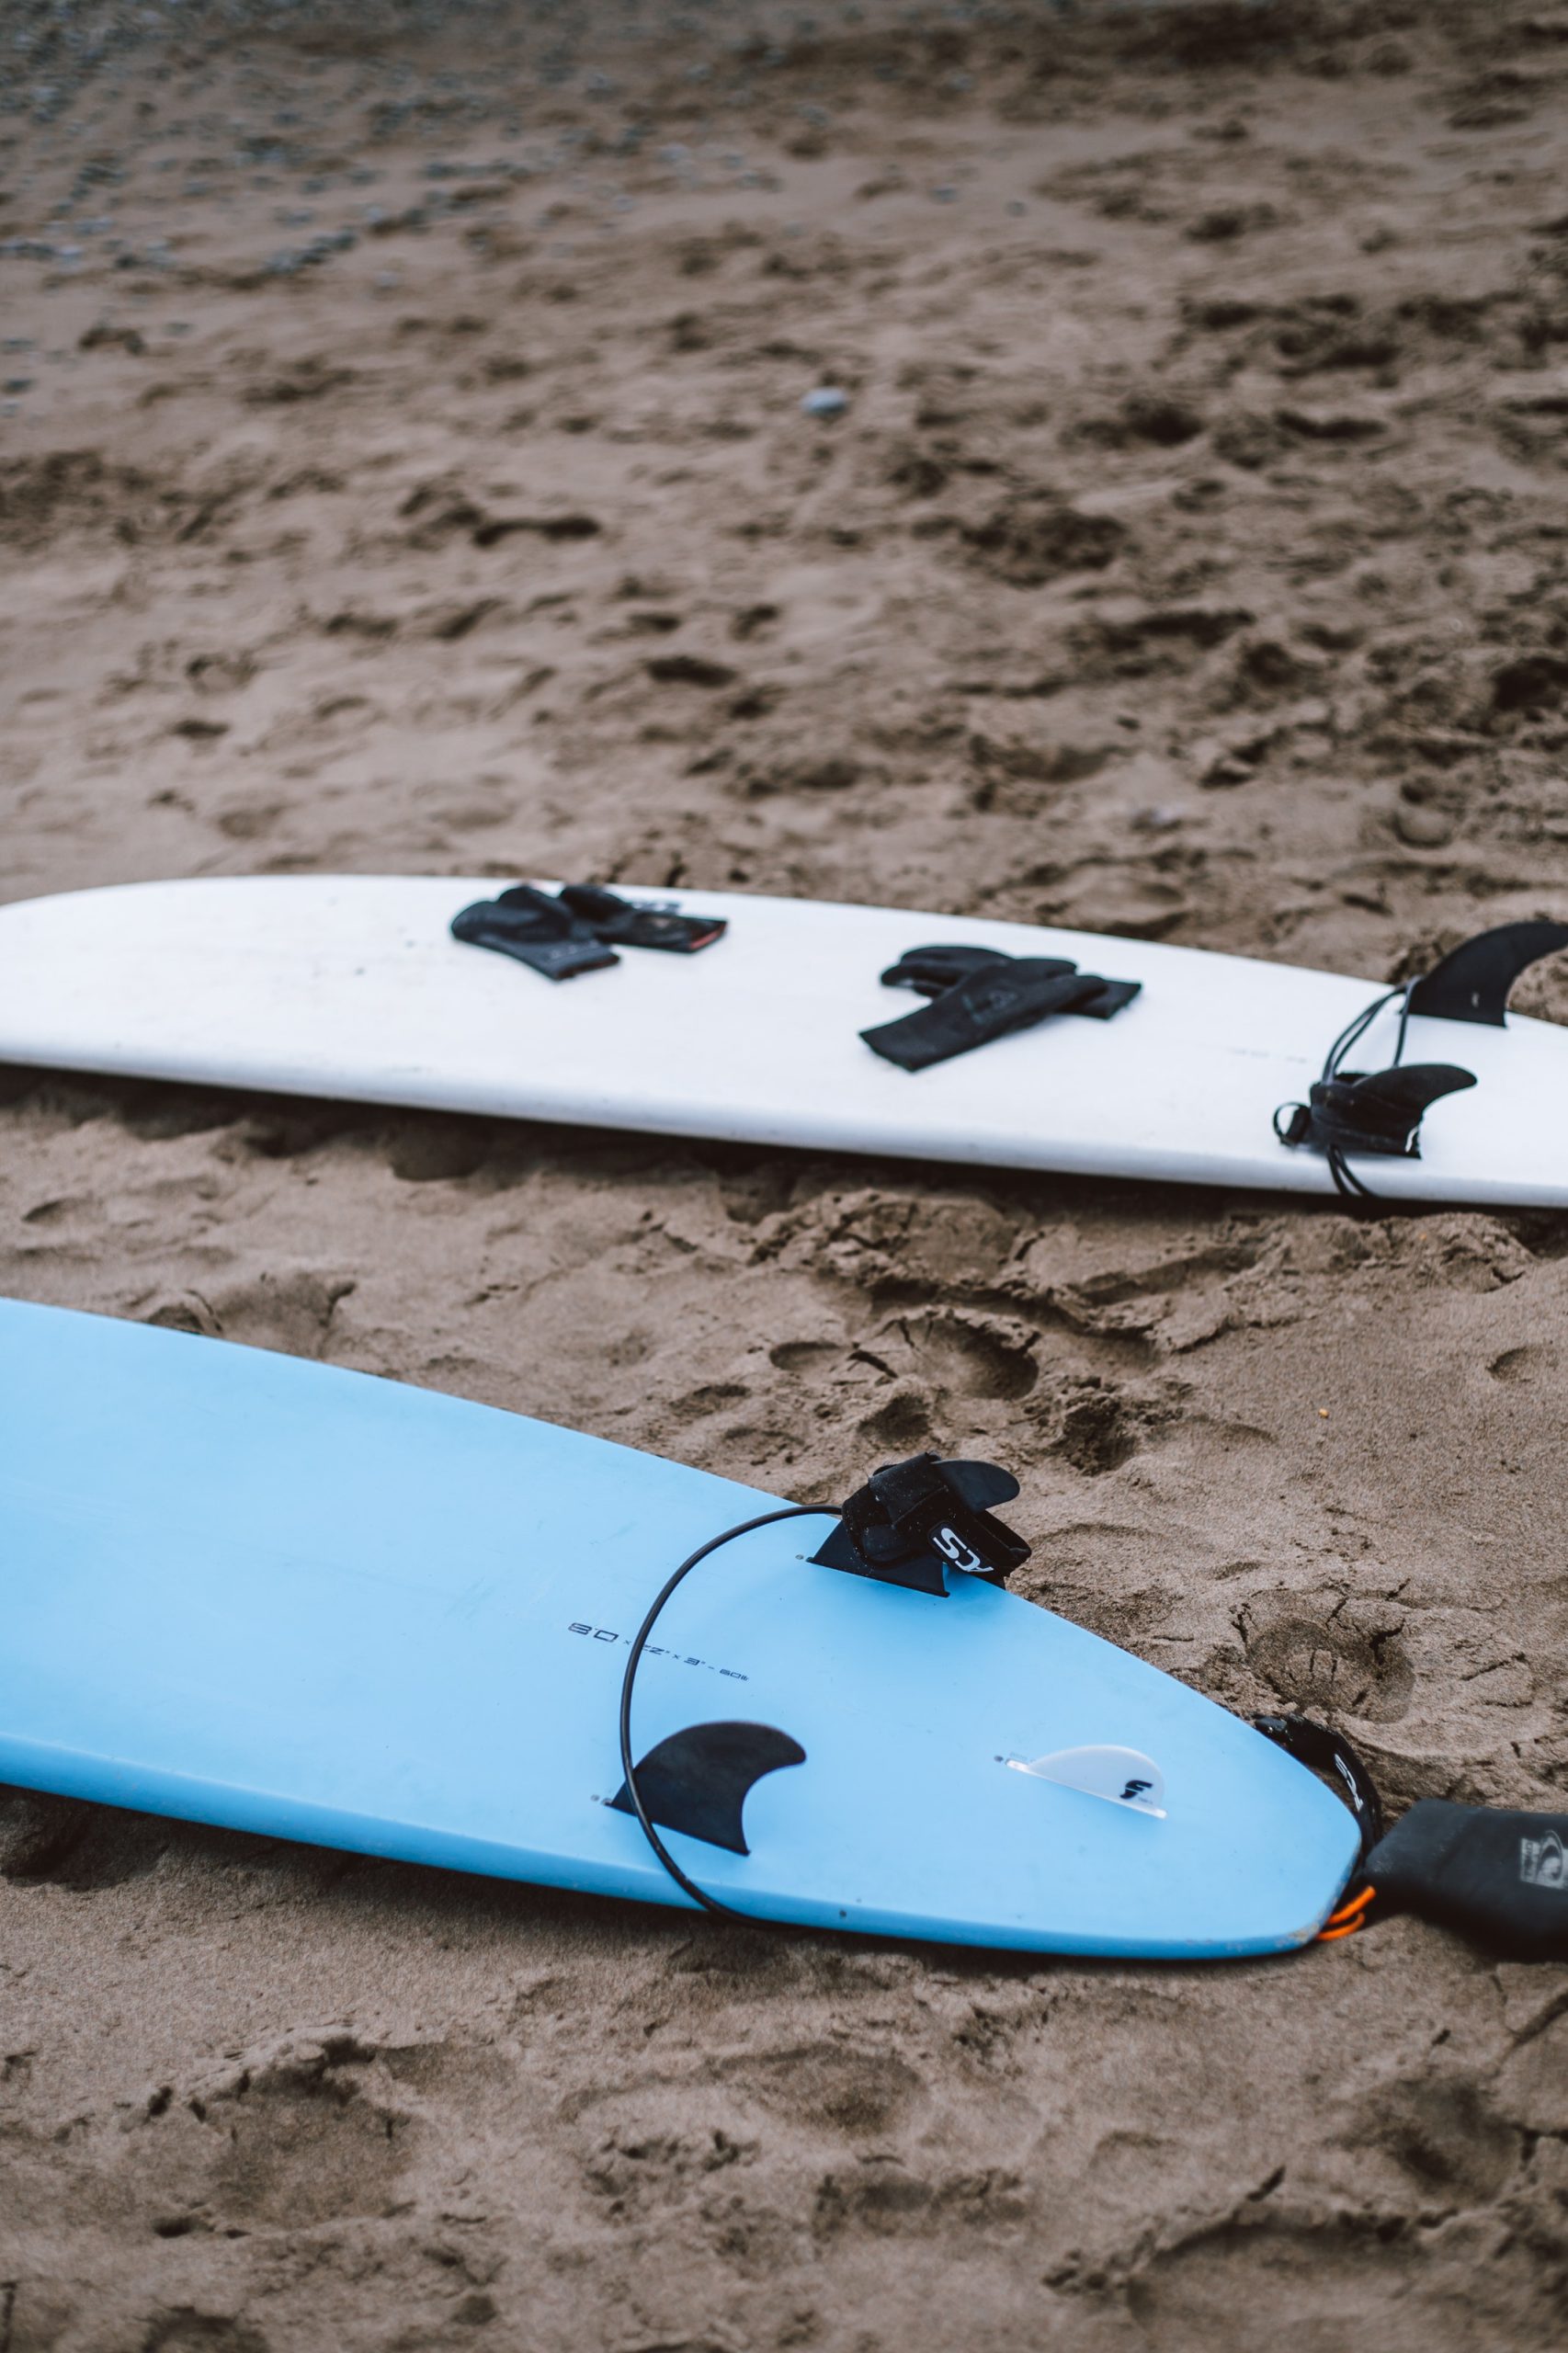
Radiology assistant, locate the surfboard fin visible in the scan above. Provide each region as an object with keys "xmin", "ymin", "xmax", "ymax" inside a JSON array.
[
  {"xmin": 1278, "ymin": 922, "xmax": 1565, "ymax": 1199},
  {"xmin": 1275, "ymin": 1063, "xmax": 1477, "ymax": 1164},
  {"xmin": 862, "ymin": 945, "xmax": 1140, "ymax": 1072},
  {"xmin": 451, "ymin": 883, "xmax": 725, "ymax": 980},
  {"xmin": 1404, "ymin": 920, "xmax": 1568, "ymax": 1028},
  {"xmin": 609, "ymin": 1720, "xmax": 806, "ymax": 1855},
  {"xmin": 812, "ymin": 1451, "xmax": 1030, "ymax": 1593},
  {"xmin": 1008, "ymin": 1745, "xmax": 1167, "ymax": 1817}
]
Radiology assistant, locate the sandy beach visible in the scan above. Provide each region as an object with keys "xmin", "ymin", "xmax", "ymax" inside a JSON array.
[{"xmin": 4, "ymin": 2, "xmax": 1568, "ymax": 2344}]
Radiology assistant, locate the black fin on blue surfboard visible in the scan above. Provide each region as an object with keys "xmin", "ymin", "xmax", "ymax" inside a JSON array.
[
  {"xmin": 812, "ymin": 1451, "xmax": 1031, "ymax": 1593},
  {"xmin": 1405, "ymin": 920, "xmax": 1568, "ymax": 1028},
  {"xmin": 609, "ymin": 1720, "xmax": 806, "ymax": 1855}
]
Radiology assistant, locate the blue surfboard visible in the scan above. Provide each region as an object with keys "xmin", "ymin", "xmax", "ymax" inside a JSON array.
[{"xmin": 0, "ymin": 1302, "xmax": 1360, "ymax": 1956}]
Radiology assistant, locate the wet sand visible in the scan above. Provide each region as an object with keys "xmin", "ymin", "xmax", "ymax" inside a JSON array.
[{"xmin": 3, "ymin": 4, "xmax": 1568, "ymax": 2347}]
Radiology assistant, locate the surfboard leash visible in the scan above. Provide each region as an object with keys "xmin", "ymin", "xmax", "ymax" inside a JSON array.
[
  {"xmin": 617, "ymin": 1454, "xmax": 1032, "ymax": 1923},
  {"xmin": 1252, "ymin": 1712, "xmax": 1383, "ymax": 1941},
  {"xmin": 1274, "ymin": 920, "xmax": 1568, "ymax": 1201},
  {"xmin": 619, "ymin": 1469, "xmax": 1568, "ymax": 1961},
  {"xmin": 617, "ymin": 1504, "xmax": 839, "ymax": 1924},
  {"xmin": 1252, "ymin": 1712, "xmax": 1568, "ymax": 1956},
  {"xmin": 1272, "ymin": 982, "xmax": 1475, "ymax": 1202}
]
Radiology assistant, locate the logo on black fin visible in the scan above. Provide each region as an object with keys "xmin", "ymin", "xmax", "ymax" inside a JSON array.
[{"xmin": 609, "ymin": 1721, "xmax": 806, "ymax": 1855}]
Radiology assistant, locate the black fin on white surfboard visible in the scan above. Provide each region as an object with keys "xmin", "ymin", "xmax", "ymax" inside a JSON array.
[
  {"xmin": 1405, "ymin": 920, "xmax": 1568, "ymax": 1028},
  {"xmin": 1275, "ymin": 1062, "xmax": 1478, "ymax": 1163},
  {"xmin": 1278, "ymin": 920, "xmax": 1566, "ymax": 1199}
]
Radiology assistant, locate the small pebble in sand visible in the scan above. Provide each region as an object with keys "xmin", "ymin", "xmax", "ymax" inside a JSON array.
[
  {"xmin": 1393, "ymin": 801, "xmax": 1455, "ymax": 848},
  {"xmin": 801, "ymin": 386, "xmax": 849, "ymax": 420}
]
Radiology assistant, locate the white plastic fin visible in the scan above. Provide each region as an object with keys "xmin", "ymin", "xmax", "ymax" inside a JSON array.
[{"xmin": 1007, "ymin": 1745, "xmax": 1166, "ymax": 1818}]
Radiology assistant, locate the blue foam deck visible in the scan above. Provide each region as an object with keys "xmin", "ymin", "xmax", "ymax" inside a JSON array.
[{"xmin": 0, "ymin": 1302, "xmax": 1360, "ymax": 1955}]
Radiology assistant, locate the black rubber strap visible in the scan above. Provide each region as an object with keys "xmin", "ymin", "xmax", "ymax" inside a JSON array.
[
  {"xmin": 451, "ymin": 883, "xmax": 725, "ymax": 980},
  {"xmin": 450, "ymin": 886, "xmax": 619, "ymax": 981},
  {"xmin": 618, "ymin": 1506, "xmax": 836, "ymax": 1923},
  {"xmin": 1252, "ymin": 1712, "xmax": 1384, "ymax": 1867},
  {"xmin": 863, "ymin": 956, "xmax": 1138, "ymax": 1073},
  {"xmin": 1361, "ymin": 1799, "xmax": 1568, "ymax": 1960}
]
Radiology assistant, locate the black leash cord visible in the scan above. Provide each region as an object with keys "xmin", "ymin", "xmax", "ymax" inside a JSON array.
[
  {"xmin": 1319, "ymin": 983, "xmax": 1413, "ymax": 1090},
  {"xmin": 1273, "ymin": 983, "xmax": 1416, "ymax": 1201},
  {"xmin": 1324, "ymin": 984, "xmax": 1414, "ymax": 1201},
  {"xmin": 618, "ymin": 1505, "xmax": 839, "ymax": 1921}
]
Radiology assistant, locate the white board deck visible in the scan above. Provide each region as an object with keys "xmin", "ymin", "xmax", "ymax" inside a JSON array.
[{"xmin": 1, "ymin": 874, "xmax": 1564, "ymax": 1205}]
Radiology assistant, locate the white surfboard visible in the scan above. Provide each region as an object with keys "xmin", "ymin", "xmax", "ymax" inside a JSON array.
[{"xmin": 1, "ymin": 874, "xmax": 1564, "ymax": 1205}]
